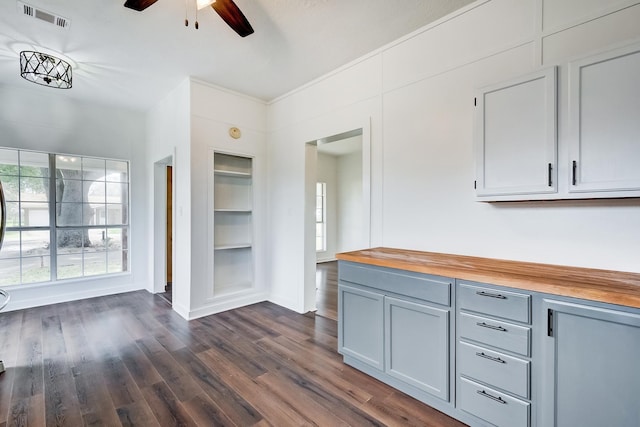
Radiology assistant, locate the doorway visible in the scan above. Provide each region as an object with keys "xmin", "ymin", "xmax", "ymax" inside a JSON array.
[
  {"xmin": 153, "ymin": 156, "xmax": 174, "ymax": 304},
  {"xmin": 164, "ymin": 165, "xmax": 173, "ymax": 302},
  {"xmin": 305, "ymin": 126, "xmax": 371, "ymax": 316}
]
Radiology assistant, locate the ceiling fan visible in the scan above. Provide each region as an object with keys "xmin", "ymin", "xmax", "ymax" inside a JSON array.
[{"xmin": 124, "ymin": 0, "xmax": 254, "ymax": 37}]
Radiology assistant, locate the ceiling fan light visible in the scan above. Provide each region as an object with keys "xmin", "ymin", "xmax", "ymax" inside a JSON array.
[{"xmin": 196, "ymin": 0, "xmax": 215, "ymax": 10}]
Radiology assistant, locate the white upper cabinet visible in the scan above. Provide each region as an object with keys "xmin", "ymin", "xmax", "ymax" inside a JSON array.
[
  {"xmin": 475, "ymin": 67, "xmax": 558, "ymax": 200},
  {"xmin": 568, "ymin": 43, "xmax": 640, "ymax": 195}
]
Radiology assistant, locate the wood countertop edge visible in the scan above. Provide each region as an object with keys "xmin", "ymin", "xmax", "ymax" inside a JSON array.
[{"xmin": 336, "ymin": 248, "xmax": 640, "ymax": 309}]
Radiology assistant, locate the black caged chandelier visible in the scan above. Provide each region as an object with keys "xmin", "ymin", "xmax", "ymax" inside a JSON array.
[{"xmin": 19, "ymin": 50, "xmax": 72, "ymax": 89}]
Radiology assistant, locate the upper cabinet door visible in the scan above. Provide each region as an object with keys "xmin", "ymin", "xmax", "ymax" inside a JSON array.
[
  {"xmin": 569, "ymin": 43, "xmax": 640, "ymax": 193},
  {"xmin": 475, "ymin": 67, "xmax": 557, "ymax": 199}
]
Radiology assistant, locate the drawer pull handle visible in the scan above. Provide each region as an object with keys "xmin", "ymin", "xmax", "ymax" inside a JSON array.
[
  {"xmin": 476, "ymin": 322, "xmax": 507, "ymax": 332},
  {"xmin": 476, "ymin": 291, "xmax": 507, "ymax": 299},
  {"xmin": 477, "ymin": 389, "xmax": 507, "ymax": 404},
  {"xmin": 476, "ymin": 352, "xmax": 506, "ymax": 364}
]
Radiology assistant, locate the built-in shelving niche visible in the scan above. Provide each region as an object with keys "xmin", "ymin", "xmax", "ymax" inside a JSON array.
[{"xmin": 212, "ymin": 152, "xmax": 253, "ymax": 297}]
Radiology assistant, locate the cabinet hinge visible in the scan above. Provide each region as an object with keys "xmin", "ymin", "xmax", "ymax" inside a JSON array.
[
  {"xmin": 474, "ymin": 180, "xmax": 477, "ymax": 189},
  {"xmin": 547, "ymin": 309, "xmax": 554, "ymax": 337},
  {"xmin": 474, "ymin": 97, "xmax": 477, "ymax": 106}
]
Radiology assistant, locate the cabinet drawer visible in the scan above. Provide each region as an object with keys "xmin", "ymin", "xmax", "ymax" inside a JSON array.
[
  {"xmin": 458, "ymin": 341, "xmax": 530, "ymax": 399},
  {"xmin": 339, "ymin": 262, "xmax": 451, "ymax": 306},
  {"xmin": 459, "ymin": 377, "xmax": 530, "ymax": 427},
  {"xmin": 459, "ymin": 313, "xmax": 531, "ymax": 356},
  {"xmin": 459, "ymin": 283, "xmax": 531, "ymax": 323}
]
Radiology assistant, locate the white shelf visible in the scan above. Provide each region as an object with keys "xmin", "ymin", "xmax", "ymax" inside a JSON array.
[
  {"xmin": 214, "ymin": 169, "xmax": 252, "ymax": 178},
  {"xmin": 214, "ymin": 209, "xmax": 252, "ymax": 213},
  {"xmin": 214, "ymin": 244, "xmax": 252, "ymax": 250}
]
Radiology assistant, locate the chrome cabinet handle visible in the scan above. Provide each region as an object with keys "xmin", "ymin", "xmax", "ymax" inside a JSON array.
[
  {"xmin": 476, "ymin": 352, "xmax": 506, "ymax": 364},
  {"xmin": 476, "ymin": 291, "xmax": 507, "ymax": 299},
  {"xmin": 477, "ymin": 389, "xmax": 507, "ymax": 404},
  {"xmin": 476, "ymin": 322, "xmax": 507, "ymax": 332}
]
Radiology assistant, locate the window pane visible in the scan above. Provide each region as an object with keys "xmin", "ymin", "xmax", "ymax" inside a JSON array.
[
  {"xmin": 85, "ymin": 180, "xmax": 105, "ymax": 204},
  {"xmin": 84, "ymin": 250, "xmax": 106, "ymax": 276},
  {"xmin": 56, "ymin": 177, "xmax": 83, "ymax": 203},
  {"xmin": 107, "ymin": 251, "xmax": 124, "ymax": 273},
  {"xmin": 316, "ymin": 237, "xmax": 323, "ymax": 251},
  {"xmin": 84, "ymin": 203, "xmax": 103, "ymax": 226},
  {"xmin": 57, "ymin": 228, "xmax": 84, "ymax": 253},
  {"xmin": 107, "ymin": 204, "xmax": 127, "ymax": 225},
  {"xmin": 21, "ymin": 230, "xmax": 49, "ymax": 257},
  {"xmin": 0, "ymin": 231, "xmax": 20, "ymax": 259},
  {"xmin": 56, "ymin": 155, "xmax": 82, "ymax": 174},
  {"xmin": 0, "ymin": 149, "xmax": 19, "ymax": 175},
  {"xmin": 106, "ymin": 160, "xmax": 128, "ymax": 182},
  {"xmin": 83, "ymin": 158, "xmax": 105, "ymax": 181},
  {"xmin": 87, "ymin": 228, "xmax": 107, "ymax": 250},
  {"xmin": 0, "ymin": 258, "xmax": 20, "ymax": 286},
  {"xmin": 57, "ymin": 203, "xmax": 83, "ymax": 226},
  {"xmin": 20, "ymin": 201, "xmax": 49, "ymax": 227},
  {"xmin": 20, "ymin": 152, "xmax": 49, "ymax": 177},
  {"xmin": 20, "ymin": 177, "xmax": 48, "ymax": 202},
  {"xmin": 21, "ymin": 256, "xmax": 50, "ymax": 284},
  {"xmin": 1, "ymin": 176, "xmax": 19, "ymax": 201},
  {"xmin": 57, "ymin": 254, "xmax": 82, "ymax": 279},
  {"xmin": 106, "ymin": 182, "xmax": 128, "ymax": 204},
  {"xmin": 107, "ymin": 228, "xmax": 123, "ymax": 250},
  {"xmin": 5, "ymin": 202, "xmax": 19, "ymax": 227}
]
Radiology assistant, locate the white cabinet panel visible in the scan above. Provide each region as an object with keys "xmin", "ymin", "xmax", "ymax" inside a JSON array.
[
  {"xmin": 475, "ymin": 67, "xmax": 557, "ymax": 199},
  {"xmin": 569, "ymin": 43, "xmax": 640, "ymax": 193}
]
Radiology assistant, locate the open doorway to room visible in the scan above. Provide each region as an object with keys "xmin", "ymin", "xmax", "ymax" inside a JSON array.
[
  {"xmin": 153, "ymin": 156, "xmax": 174, "ymax": 305},
  {"xmin": 306, "ymin": 128, "xmax": 371, "ymax": 320}
]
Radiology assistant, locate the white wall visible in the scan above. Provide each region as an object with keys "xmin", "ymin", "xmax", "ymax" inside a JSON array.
[
  {"xmin": 336, "ymin": 151, "xmax": 364, "ymax": 253},
  {"xmin": 146, "ymin": 78, "xmax": 191, "ymax": 317},
  {"xmin": 188, "ymin": 79, "xmax": 268, "ymax": 319},
  {"xmin": 316, "ymin": 153, "xmax": 338, "ymax": 262},
  {"xmin": 0, "ymin": 84, "xmax": 147, "ymax": 311},
  {"xmin": 267, "ymin": 0, "xmax": 640, "ymax": 313}
]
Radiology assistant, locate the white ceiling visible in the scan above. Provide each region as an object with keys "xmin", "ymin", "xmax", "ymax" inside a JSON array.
[{"xmin": 0, "ymin": 0, "xmax": 474, "ymax": 111}]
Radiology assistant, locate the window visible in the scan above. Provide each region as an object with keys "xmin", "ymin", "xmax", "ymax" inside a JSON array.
[
  {"xmin": 0, "ymin": 148, "xmax": 129, "ymax": 286},
  {"xmin": 316, "ymin": 182, "xmax": 326, "ymax": 252}
]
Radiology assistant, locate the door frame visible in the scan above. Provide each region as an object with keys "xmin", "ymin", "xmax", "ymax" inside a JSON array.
[{"xmin": 303, "ymin": 119, "xmax": 372, "ymax": 312}]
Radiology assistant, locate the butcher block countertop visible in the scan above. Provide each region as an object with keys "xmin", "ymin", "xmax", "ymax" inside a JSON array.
[{"xmin": 336, "ymin": 247, "xmax": 640, "ymax": 309}]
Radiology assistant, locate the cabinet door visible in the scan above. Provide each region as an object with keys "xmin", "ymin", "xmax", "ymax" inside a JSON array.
[
  {"xmin": 338, "ymin": 284, "xmax": 384, "ymax": 370},
  {"xmin": 568, "ymin": 43, "xmax": 640, "ymax": 194},
  {"xmin": 541, "ymin": 300, "xmax": 640, "ymax": 427},
  {"xmin": 475, "ymin": 67, "xmax": 557, "ymax": 199},
  {"xmin": 384, "ymin": 296, "xmax": 449, "ymax": 401}
]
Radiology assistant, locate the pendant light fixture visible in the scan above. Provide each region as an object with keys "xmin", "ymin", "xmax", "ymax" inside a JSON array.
[{"xmin": 19, "ymin": 50, "xmax": 72, "ymax": 89}]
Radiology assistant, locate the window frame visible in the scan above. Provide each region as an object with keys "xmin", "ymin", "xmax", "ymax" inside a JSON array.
[
  {"xmin": 316, "ymin": 182, "xmax": 327, "ymax": 252},
  {"xmin": 0, "ymin": 148, "xmax": 130, "ymax": 286}
]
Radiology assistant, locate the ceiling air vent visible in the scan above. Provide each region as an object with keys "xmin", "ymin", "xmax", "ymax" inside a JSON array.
[{"xmin": 17, "ymin": 1, "xmax": 71, "ymax": 30}]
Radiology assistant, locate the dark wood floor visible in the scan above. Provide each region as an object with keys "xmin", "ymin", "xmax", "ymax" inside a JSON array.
[
  {"xmin": 0, "ymin": 290, "xmax": 466, "ymax": 427},
  {"xmin": 316, "ymin": 261, "xmax": 338, "ymax": 321}
]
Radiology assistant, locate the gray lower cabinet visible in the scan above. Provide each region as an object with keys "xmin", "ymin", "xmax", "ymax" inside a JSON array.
[
  {"xmin": 339, "ymin": 260, "xmax": 640, "ymax": 427},
  {"xmin": 457, "ymin": 281, "xmax": 533, "ymax": 427},
  {"xmin": 385, "ymin": 296, "xmax": 449, "ymax": 400},
  {"xmin": 541, "ymin": 299, "xmax": 640, "ymax": 427},
  {"xmin": 338, "ymin": 261, "xmax": 453, "ymax": 406},
  {"xmin": 338, "ymin": 284, "xmax": 384, "ymax": 370}
]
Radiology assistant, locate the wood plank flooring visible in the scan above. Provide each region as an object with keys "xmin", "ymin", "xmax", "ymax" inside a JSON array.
[{"xmin": 0, "ymin": 290, "xmax": 467, "ymax": 426}]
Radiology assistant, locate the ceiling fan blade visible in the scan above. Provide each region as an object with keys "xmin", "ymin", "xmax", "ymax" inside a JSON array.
[
  {"xmin": 212, "ymin": 0, "xmax": 254, "ymax": 37},
  {"xmin": 123, "ymin": 0, "xmax": 158, "ymax": 12}
]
